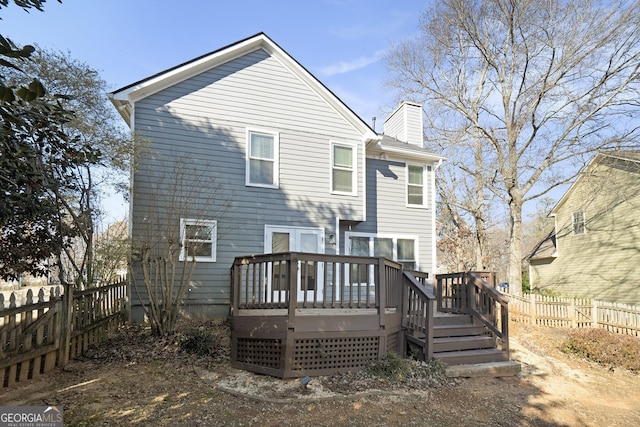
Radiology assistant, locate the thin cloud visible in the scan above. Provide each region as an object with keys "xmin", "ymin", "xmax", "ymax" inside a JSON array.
[{"xmin": 318, "ymin": 49, "xmax": 386, "ymax": 77}]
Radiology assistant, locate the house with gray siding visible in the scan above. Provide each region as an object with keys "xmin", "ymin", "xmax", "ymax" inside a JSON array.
[{"xmin": 110, "ymin": 33, "xmax": 443, "ymax": 320}]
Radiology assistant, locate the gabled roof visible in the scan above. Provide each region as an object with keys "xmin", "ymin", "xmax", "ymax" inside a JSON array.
[
  {"xmin": 109, "ymin": 32, "xmax": 377, "ymax": 141},
  {"xmin": 551, "ymin": 150, "xmax": 640, "ymax": 215}
]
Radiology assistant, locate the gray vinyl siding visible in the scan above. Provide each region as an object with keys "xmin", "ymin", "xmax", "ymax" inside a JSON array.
[
  {"xmin": 344, "ymin": 158, "xmax": 434, "ymax": 275},
  {"xmin": 129, "ymin": 48, "xmax": 366, "ymax": 317}
]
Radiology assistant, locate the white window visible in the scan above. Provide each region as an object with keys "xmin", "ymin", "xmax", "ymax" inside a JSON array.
[
  {"xmin": 180, "ymin": 218, "xmax": 217, "ymax": 262},
  {"xmin": 247, "ymin": 130, "xmax": 279, "ymax": 188},
  {"xmin": 572, "ymin": 211, "xmax": 586, "ymax": 235},
  {"xmin": 407, "ymin": 164, "xmax": 428, "ymax": 207},
  {"xmin": 331, "ymin": 142, "xmax": 356, "ymax": 194},
  {"xmin": 345, "ymin": 232, "xmax": 418, "ymax": 270}
]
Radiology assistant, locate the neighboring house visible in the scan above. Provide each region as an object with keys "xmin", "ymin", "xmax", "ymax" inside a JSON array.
[
  {"xmin": 110, "ymin": 33, "xmax": 443, "ymax": 320},
  {"xmin": 527, "ymin": 151, "xmax": 640, "ymax": 305}
]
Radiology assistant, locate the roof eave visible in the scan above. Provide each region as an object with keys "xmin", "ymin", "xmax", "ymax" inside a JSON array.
[
  {"xmin": 108, "ymin": 32, "xmax": 377, "ymax": 138},
  {"xmin": 378, "ymin": 145, "xmax": 445, "ymax": 162}
]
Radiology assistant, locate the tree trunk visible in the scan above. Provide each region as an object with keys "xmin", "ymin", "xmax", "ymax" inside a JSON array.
[{"xmin": 508, "ymin": 192, "xmax": 524, "ymax": 295}]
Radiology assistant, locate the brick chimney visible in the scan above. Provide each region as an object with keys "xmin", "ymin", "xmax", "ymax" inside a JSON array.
[{"xmin": 383, "ymin": 101, "xmax": 424, "ymax": 147}]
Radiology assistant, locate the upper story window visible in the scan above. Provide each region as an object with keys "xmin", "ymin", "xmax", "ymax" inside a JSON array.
[
  {"xmin": 331, "ymin": 142, "xmax": 356, "ymax": 195},
  {"xmin": 407, "ymin": 164, "xmax": 428, "ymax": 207},
  {"xmin": 179, "ymin": 218, "xmax": 217, "ymax": 262},
  {"xmin": 572, "ymin": 211, "xmax": 586, "ymax": 235},
  {"xmin": 247, "ymin": 130, "xmax": 279, "ymax": 188}
]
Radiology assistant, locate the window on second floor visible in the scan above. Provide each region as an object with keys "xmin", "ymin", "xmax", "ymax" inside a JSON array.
[
  {"xmin": 572, "ymin": 211, "xmax": 586, "ymax": 235},
  {"xmin": 179, "ymin": 218, "xmax": 217, "ymax": 262},
  {"xmin": 247, "ymin": 130, "xmax": 279, "ymax": 188},
  {"xmin": 331, "ymin": 142, "xmax": 356, "ymax": 195},
  {"xmin": 407, "ymin": 164, "xmax": 428, "ymax": 207}
]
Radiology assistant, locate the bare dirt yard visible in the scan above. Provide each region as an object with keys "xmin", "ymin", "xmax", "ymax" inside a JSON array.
[{"xmin": 1, "ymin": 320, "xmax": 639, "ymax": 426}]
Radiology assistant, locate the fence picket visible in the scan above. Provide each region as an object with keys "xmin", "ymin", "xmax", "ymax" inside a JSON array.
[
  {"xmin": 0, "ymin": 278, "xmax": 128, "ymax": 388},
  {"xmin": 506, "ymin": 293, "xmax": 640, "ymax": 336}
]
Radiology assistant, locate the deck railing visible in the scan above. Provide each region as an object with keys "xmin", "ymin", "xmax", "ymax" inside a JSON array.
[
  {"xmin": 401, "ymin": 270, "xmax": 435, "ymax": 360},
  {"xmin": 231, "ymin": 252, "xmax": 403, "ymax": 312},
  {"xmin": 436, "ymin": 271, "xmax": 509, "ymax": 353}
]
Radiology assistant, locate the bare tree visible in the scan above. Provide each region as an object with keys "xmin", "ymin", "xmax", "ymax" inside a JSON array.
[
  {"xmin": 386, "ymin": 0, "xmax": 640, "ymax": 294},
  {"xmin": 130, "ymin": 157, "xmax": 229, "ymax": 335}
]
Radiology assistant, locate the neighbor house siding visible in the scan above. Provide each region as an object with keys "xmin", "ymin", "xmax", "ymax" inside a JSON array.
[
  {"xmin": 530, "ymin": 156, "xmax": 640, "ymax": 305},
  {"xmin": 130, "ymin": 48, "xmax": 366, "ymax": 318}
]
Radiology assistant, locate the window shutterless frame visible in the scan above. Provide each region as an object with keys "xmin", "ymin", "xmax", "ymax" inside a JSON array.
[
  {"xmin": 572, "ymin": 211, "xmax": 586, "ymax": 235},
  {"xmin": 179, "ymin": 218, "xmax": 217, "ymax": 262},
  {"xmin": 344, "ymin": 232, "xmax": 419, "ymax": 270},
  {"xmin": 330, "ymin": 141, "xmax": 357, "ymax": 195},
  {"xmin": 407, "ymin": 163, "xmax": 428, "ymax": 208},
  {"xmin": 246, "ymin": 129, "xmax": 279, "ymax": 188}
]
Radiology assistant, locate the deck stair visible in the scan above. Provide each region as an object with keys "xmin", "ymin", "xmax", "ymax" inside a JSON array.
[{"xmin": 406, "ymin": 313, "xmax": 509, "ymax": 366}]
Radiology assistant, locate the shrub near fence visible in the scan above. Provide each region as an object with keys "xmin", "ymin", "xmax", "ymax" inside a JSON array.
[
  {"xmin": 507, "ymin": 293, "xmax": 640, "ymax": 336},
  {"xmin": 0, "ymin": 278, "xmax": 128, "ymax": 388}
]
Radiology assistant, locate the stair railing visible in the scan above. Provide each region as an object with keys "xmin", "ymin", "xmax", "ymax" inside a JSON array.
[
  {"xmin": 466, "ymin": 273, "xmax": 509, "ymax": 353},
  {"xmin": 401, "ymin": 270, "xmax": 435, "ymax": 361}
]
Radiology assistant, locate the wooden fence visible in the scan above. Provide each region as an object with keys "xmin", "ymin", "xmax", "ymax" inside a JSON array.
[
  {"xmin": 506, "ymin": 293, "xmax": 640, "ymax": 336},
  {"xmin": 0, "ymin": 278, "xmax": 128, "ymax": 388}
]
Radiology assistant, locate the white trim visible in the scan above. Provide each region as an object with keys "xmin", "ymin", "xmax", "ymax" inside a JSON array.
[
  {"xmin": 110, "ymin": 33, "xmax": 378, "ymax": 140},
  {"xmin": 361, "ymin": 141, "xmax": 367, "ymax": 221},
  {"xmin": 330, "ymin": 140, "xmax": 358, "ymax": 196},
  {"xmin": 179, "ymin": 218, "xmax": 217, "ymax": 262},
  {"xmin": 335, "ymin": 216, "xmax": 340, "ymax": 255},
  {"xmin": 406, "ymin": 163, "xmax": 429, "ymax": 208},
  {"xmin": 264, "ymin": 225, "xmax": 325, "ymax": 253},
  {"xmin": 246, "ymin": 128, "xmax": 280, "ymax": 188},
  {"xmin": 344, "ymin": 232, "xmax": 420, "ymax": 270},
  {"xmin": 572, "ymin": 210, "xmax": 586, "ymax": 236},
  {"xmin": 431, "ymin": 161, "xmax": 439, "ymax": 274},
  {"xmin": 374, "ymin": 145, "xmax": 443, "ymax": 162}
]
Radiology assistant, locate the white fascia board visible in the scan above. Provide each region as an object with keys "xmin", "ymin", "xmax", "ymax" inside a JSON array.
[
  {"xmin": 369, "ymin": 144, "xmax": 445, "ymax": 163},
  {"xmin": 110, "ymin": 33, "xmax": 377, "ymax": 140},
  {"xmin": 265, "ymin": 42, "xmax": 377, "ymax": 140},
  {"xmin": 112, "ymin": 36, "xmax": 268, "ymax": 104}
]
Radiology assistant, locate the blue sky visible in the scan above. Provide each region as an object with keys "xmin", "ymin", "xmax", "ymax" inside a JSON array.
[
  {"xmin": 2, "ymin": 0, "xmax": 428, "ymax": 122},
  {"xmin": 2, "ymin": 0, "xmax": 431, "ymax": 222}
]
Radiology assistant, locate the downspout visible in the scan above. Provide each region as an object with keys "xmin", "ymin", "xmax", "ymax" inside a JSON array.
[{"xmin": 431, "ymin": 159, "xmax": 443, "ymax": 278}]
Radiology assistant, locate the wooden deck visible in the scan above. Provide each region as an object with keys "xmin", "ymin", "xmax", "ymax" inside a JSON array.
[{"xmin": 230, "ymin": 252, "xmax": 509, "ymax": 378}]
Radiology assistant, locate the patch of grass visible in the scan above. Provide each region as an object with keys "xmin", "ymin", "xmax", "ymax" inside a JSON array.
[
  {"xmin": 180, "ymin": 328, "xmax": 219, "ymax": 356},
  {"xmin": 561, "ymin": 328, "xmax": 640, "ymax": 372}
]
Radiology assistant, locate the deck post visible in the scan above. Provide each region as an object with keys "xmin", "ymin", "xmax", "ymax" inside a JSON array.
[
  {"xmin": 378, "ymin": 257, "xmax": 386, "ymax": 328},
  {"xmin": 230, "ymin": 261, "xmax": 238, "ymax": 313},
  {"xmin": 287, "ymin": 254, "xmax": 298, "ymax": 325},
  {"xmin": 424, "ymin": 293, "xmax": 434, "ymax": 361},
  {"xmin": 466, "ymin": 272, "xmax": 473, "ymax": 315}
]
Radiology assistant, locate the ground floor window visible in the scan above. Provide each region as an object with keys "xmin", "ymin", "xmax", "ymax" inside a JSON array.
[
  {"xmin": 345, "ymin": 232, "xmax": 417, "ymax": 270},
  {"xmin": 179, "ymin": 218, "xmax": 217, "ymax": 262}
]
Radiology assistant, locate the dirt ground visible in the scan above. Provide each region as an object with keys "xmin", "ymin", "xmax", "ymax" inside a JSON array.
[{"xmin": 1, "ymin": 321, "xmax": 639, "ymax": 427}]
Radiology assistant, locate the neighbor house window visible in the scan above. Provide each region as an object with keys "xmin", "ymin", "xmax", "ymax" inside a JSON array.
[
  {"xmin": 247, "ymin": 130, "xmax": 279, "ymax": 187},
  {"xmin": 407, "ymin": 164, "xmax": 427, "ymax": 207},
  {"xmin": 346, "ymin": 233, "xmax": 417, "ymax": 269},
  {"xmin": 331, "ymin": 142, "xmax": 356, "ymax": 194},
  {"xmin": 572, "ymin": 211, "xmax": 585, "ymax": 235},
  {"xmin": 180, "ymin": 218, "xmax": 217, "ymax": 262}
]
